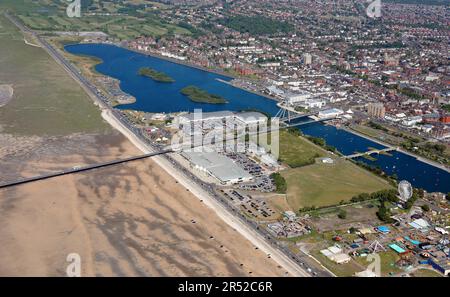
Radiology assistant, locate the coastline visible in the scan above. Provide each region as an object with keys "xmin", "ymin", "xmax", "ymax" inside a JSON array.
[
  {"xmin": 38, "ymin": 34, "xmax": 311, "ymax": 276},
  {"xmin": 342, "ymin": 126, "xmax": 450, "ymax": 174},
  {"xmin": 101, "ymin": 109, "xmax": 310, "ymax": 277}
]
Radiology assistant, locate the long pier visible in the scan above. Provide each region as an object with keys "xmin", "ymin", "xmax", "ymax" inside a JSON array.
[
  {"xmin": 343, "ymin": 147, "xmax": 398, "ymax": 159},
  {"xmin": 0, "ymin": 113, "xmax": 326, "ymax": 190},
  {"xmin": 0, "ymin": 149, "xmax": 173, "ymax": 189}
]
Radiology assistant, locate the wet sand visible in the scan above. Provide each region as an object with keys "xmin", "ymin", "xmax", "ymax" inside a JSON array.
[
  {"xmin": 0, "ymin": 84, "xmax": 13, "ymax": 107},
  {"xmin": 0, "ymin": 136, "xmax": 285, "ymax": 276},
  {"xmin": 0, "ymin": 132, "xmax": 139, "ymax": 183}
]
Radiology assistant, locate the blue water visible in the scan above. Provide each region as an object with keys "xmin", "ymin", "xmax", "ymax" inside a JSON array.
[
  {"xmin": 65, "ymin": 43, "xmax": 280, "ymax": 114},
  {"xmin": 297, "ymin": 122, "xmax": 448, "ymax": 192},
  {"xmin": 65, "ymin": 43, "xmax": 450, "ymax": 193}
]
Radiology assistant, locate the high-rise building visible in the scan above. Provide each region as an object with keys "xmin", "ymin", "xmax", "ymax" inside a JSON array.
[
  {"xmin": 303, "ymin": 53, "xmax": 312, "ymax": 65},
  {"xmin": 367, "ymin": 103, "xmax": 386, "ymax": 118}
]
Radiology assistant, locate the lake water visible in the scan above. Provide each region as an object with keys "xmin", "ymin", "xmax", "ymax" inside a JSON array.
[
  {"xmin": 298, "ymin": 121, "xmax": 448, "ymax": 192},
  {"xmin": 66, "ymin": 43, "xmax": 280, "ymax": 114},
  {"xmin": 65, "ymin": 43, "xmax": 450, "ymax": 193}
]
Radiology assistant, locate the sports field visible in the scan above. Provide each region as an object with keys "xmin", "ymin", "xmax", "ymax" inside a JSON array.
[
  {"xmin": 0, "ymin": 13, "xmax": 109, "ymax": 136},
  {"xmin": 279, "ymin": 130, "xmax": 326, "ymax": 167}
]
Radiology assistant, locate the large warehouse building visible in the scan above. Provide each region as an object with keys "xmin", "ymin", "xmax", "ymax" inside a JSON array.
[{"xmin": 182, "ymin": 151, "xmax": 253, "ymax": 185}]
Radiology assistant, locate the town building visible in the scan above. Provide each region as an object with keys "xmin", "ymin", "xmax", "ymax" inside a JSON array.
[
  {"xmin": 182, "ymin": 151, "xmax": 253, "ymax": 185},
  {"xmin": 286, "ymin": 91, "xmax": 312, "ymax": 105},
  {"xmin": 297, "ymin": 99, "xmax": 326, "ymax": 110},
  {"xmin": 234, "ymin": 112, "xmax": 268, "ymax": 127},
  {"xmin": 303, "ymin": 53, "xmax": 312, "ymax": 65},
  {"xmin": 368, "ymin": 102, "xmax": 386, "ymax": 118},
  {"xmin": 402, "ymin": 116, "xmax": 423, "ymax": 127},
  {"xmin": 318, "ymin": 108, "xmax": 344, "ymax": 119}
]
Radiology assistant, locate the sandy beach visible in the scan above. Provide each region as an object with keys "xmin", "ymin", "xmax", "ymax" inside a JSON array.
[
  {"xmin": 0, "ymin": 10, "xmax": 292, "ymax": 277},
  {"xmin": 0, "ymin": 127, "xmax": 289, "ymax": 276},
  {"xmin": 0, "ymin": 153, "xmax": 286, "ymax": 276},
  {"xmin": 0, "ymin": 132, "xmax": 138, "ymax": 183}
]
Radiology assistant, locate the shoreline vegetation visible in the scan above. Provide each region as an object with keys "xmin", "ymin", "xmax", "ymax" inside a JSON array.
[
  {"xmin": 138, "ymin": 67, "xmax": 175, "ymax": 83},
  {"xmin": 180, "ymin": 85, "xmax": 228, "ymax": 104}
]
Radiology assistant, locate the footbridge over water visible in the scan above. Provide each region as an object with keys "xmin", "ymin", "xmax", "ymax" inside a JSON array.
[
  {"xmin": 343, "ymin": 147, "xmax": 398, "ymax": 159},
  {"xmin": 276, "ymin": 105, "xmax": 330, "ymax": 123}
]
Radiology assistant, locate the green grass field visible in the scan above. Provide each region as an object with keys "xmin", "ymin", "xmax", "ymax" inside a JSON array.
[
  {"xmin": 261, "ymin": 129, "xmax": 392, "ymax": 210},
  {"xmin": 281, "ymin": 158, "xmax": 392, "ymax": 210},
  {"xmin": 264, "ymin": 130, "xmax": 326, "ymax": 168},
  {"xmin": 0, "ymin": 0, "xmax": 43, "ymax": 14},
  {"xmin": 0, "ymin": 13, "xmax": 110, "ymax": 136},
  {"xmin": 312, "ymin": 246, "xmax": 403, "ymax": 277}
]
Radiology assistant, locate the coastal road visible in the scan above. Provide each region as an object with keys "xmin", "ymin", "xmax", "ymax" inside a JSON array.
[{"xmin": 5, "ymin": 13, "xmax": 111, "ymax": 111}]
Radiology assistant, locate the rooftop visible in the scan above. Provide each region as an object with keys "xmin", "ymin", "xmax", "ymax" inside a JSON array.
[
  {"xmin": 234, "ymin": 111, "xmax": 267, "ymax": 123},
  {"xmin": 183, "ymin": 151, "xmax": 253, "ymax": 183},
  {"xmin": 179, "ymin": 111, "xmax": 234, "ymax": 122}
]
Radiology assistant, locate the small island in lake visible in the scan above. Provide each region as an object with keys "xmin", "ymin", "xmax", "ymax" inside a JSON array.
[
  {"xmin": 180, "ymin": 86, "xmax": 228, "ymax": 104},
  {"xmin": 138, "ymin": 67, "xmax": 175, "ymax": 83}
]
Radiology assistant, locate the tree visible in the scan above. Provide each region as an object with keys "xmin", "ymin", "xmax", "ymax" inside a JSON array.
[
  {"xmin": 270, "ymin": 173, "xmax": 287, "ymax": 194},
  {"xmin": 376, "ymin": 201, "xmax": 393, "ymax": 223},
  {"xmin": 405, "ymin": 190, "xmax": 420, "ymax": 210},
  {"xmin": 421, "ymin": 204, "xmax": 430, "ymax": 212},
  {"xmin": 337, "ymin": 209, "xmax": 347, "ymax": 220}
]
